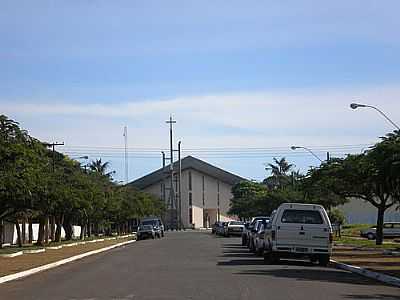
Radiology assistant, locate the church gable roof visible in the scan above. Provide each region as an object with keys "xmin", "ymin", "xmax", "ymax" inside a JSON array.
[{"xmin": 128, "ymin": 156, "xmax": 246, "ymax": 189}]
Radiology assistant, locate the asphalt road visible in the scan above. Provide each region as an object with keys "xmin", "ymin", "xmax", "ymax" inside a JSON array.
[{"xmin": 0, "ymin": 231, "xmax": 399, "ymax": 300}]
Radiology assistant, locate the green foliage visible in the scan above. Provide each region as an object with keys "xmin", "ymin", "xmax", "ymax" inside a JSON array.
[
  {"xmin": 328, "ymin": 208, "xmax": 346, "ymax": 225},
  {"xmin": 305, "ymin": 131, "xmax": 400, "ymax": 245},
  {"xmin": 0, "ymin": 115, "xmax": 165, "ymax": 246}
]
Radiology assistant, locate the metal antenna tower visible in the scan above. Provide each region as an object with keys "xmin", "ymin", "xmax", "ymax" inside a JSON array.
[{"xmin": 123, "ymin": 126, "xmax": 128, "ymax": 184}]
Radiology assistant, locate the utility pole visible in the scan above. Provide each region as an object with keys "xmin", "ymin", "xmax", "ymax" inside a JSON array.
[
  {"xmin": 123, "ymin": 126, "xmax": 128, "ymax": 184},
  {"xmin": 45, "ymin": 141, "xmax": 64, "ymax": 244},
  {"xmin": 46, "ymin": 142, "xmax": 65, "ymax": 172},
  {"xmin": 161, "ymin": 151, "xmax": 166, "ymax": 204},
  {"xmin": 178, "ymin": 141, "xmax": 182, "ymax": 230},
  {"xmin": 326, "ymin": 151, "xmax": 330, "ymax": 162},
  {"xmin": 166, "ymin": 116, "xmax": 176, "ymax": 229}
]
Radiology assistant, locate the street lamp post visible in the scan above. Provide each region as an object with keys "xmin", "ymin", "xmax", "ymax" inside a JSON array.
[
  {"xmin": 70, "ymin": 156, "xmax": 89, "ymax": 172},
  {"xmin": 291, "ymin": 146, "xmax": 323, "ymax": 162},
  {"xmin": 350, "ymin": 103, "xmax": 400, "ymax": 131}
]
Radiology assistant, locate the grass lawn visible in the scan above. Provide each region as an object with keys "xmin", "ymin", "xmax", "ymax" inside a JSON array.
[
  {"xmin": 340, "ymin": 224, "xmax": 372, "ymax": 237},
  {"xmin": 334, "ymin": 236, "xmax": 400, "ymax": 250},
  {"xmin": 0, "ymin": 245, "xmax": 45, "ymax": 255},
  {"xmin": 333, "ymin": 223, "xmax": 400, "ymax": 250}
]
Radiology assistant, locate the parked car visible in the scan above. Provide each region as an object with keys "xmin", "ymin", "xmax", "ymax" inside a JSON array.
[
  {"xmin": 360, "ymin": 222, "xmax": 400, "ymax": 240},
  {"xmin": 215, "ymin": 221, "xmax": 227, "ymax": 236},
  {"xmin": 264, "ymin": 203, "xmax": 333, "ymax": 266},
  {"xmin": 225, "ymin": 221, "xmax": 245, "ymax": 237},
  {"xmin": 212, "ymin": 222, "xmax": 221, "ymax": 234},
  {"xmin": 137, "ymin": 224, "xmax": 156, "ymax": 240},
  {"xmin": 249, "ymin": 220, "xmax": 267, "ymax": 252},
  {"xmin": 254, "ymin": 222, "xmax": 267, "ymax": 256},
  {"xmin": 241, "ymin": 222, "xmax": 250, "ymax": 245},
  {"xmin": 244, "ymin": 216, "xmax": 270, "ymax": 247},
  {"xmin": 140, "ymin": 217, "xmax": 164, "ymax": 237},
  {"xmin": 220, "ymin": 222, "xmax": 229, "ymax": 236}
]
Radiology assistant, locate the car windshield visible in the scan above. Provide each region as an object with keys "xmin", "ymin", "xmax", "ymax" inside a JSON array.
[
  {"xmin": 281, "ymin": 209, "xmax": 323, "ymax": 224},
  {"xmin": 229, "ymin": 221, "xmax": 244, "ymax": 225},
  {"xmin": 142, "ymin": 220, "xmax": 157, "ymax": 226},
  {"xmin": 139, "ymin": 225, "xmax": 153, "ymax": 230}
]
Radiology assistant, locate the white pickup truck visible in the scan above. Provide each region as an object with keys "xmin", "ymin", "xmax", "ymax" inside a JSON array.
[{"xmin": 264, "ymin": 203, "xmax": 333, "ymax": 266}]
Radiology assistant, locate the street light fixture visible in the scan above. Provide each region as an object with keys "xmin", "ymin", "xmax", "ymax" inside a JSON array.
[
  {"xmin": 291, "ymin": 146, "xmax": 323, "ymax": 162},
  {"xmin": 350, "ymin": 102, "xmax": 400, "ymax": 130},
  {"xmin": 69, "ymin": 155, "xmax": 89, "ymax": 160}
]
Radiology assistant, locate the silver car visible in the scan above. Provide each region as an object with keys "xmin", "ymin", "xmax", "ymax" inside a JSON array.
[{"xmin": 360, "ymin": 222, "xmax": 400, "ymax": 240}]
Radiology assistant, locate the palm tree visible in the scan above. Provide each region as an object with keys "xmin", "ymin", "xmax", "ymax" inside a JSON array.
[
  {"xmin": 89, "ymin": 159, "xmax": 115, "ymax": 178},
  {"xmin": 264, "ymin": 157, "xmax": 294, "ymax": 189}
]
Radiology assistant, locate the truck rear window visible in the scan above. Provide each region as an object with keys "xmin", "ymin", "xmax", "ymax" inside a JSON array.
[{"xmin": 281, "ymin": 209, "xmax": 323, "ymax": 224}]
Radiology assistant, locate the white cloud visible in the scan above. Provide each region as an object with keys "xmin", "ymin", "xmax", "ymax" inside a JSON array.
[
  {"xmin": 3, "ymin": 85, "xmax": 400, "ymax": 141},
  {"xmin": 4, "ymin": 84, "xmax": 399, "ymax": 181}
]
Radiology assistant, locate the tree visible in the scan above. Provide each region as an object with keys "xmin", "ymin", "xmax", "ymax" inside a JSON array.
[
  {"xmin": 228, "ymin": 181, "xmax": 267, "ymax": 219},
  {"xmin": 89, "ymin": 159, "xmax": 115, "ymax": 178},
  {"xmin": 264, "ymin": 157, "xmax": 294, "ymax": 189},
  {"xmin": 307, "ymin": 131, "xmax": 400, "ymax": 245}
]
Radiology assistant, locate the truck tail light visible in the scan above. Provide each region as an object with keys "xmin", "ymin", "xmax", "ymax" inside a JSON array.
[
  {"xmin": 272, "ymin": 230, "xmax": 276, "ymax": 241},
  {"xmin": 329, "ymin": 232, "xmax": 333, "ymax": 243}
]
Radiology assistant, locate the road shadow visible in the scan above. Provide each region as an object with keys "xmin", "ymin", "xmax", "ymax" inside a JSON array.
[
  {"xmin": 235, "ymin": 268, "xmax": 383, "ymax": 286},
  {"xmin": 343, "ymin": 294, "xmax": 400, "ymax": 299},
  {"xmin": 221, "ymin": 253, "xmax": 257, "ymax": 258},
  {"xmin": 218, "ymin": 258, "xmax": 264, "ymax": 266}
]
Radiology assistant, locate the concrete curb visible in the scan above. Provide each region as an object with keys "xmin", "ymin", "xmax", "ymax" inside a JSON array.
[
  {"xmin": 331, "ymin": 260, "xmax": 400, "ymax": 288},
  {"xmin": 0, "ymin": 239, "xmax": 136, "ymax": 285},
  {"xmin": 46, "ymin": 246, "xmax": 63, "ymax": 250},
  {"xmin": 0, "ymin": 251, "xmax": 24, "ymax": 258},
  {"xmin": 23, "ymin": 249, "xmax": 45, "ymax": 254}
]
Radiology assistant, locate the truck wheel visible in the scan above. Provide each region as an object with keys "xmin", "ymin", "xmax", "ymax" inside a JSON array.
[
  {"xmin": 318, "ymin": 254, "xmax": 330, "ymax": 267},
  {"xmin": 367, "ymin": 233, "xmax": 375, "ymax": 240}
]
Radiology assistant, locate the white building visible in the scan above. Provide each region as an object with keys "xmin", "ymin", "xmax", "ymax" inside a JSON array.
[
  {"xmin": 129, "ymin": 156, "xmax": 245, "ymax": 229},
  {"xmin": 337, "ymin": 198, "xmax": 400, "ymax": 224}
]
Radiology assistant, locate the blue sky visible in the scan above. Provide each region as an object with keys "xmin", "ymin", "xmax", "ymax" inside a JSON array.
[{"xmin": 2, "ymin": 1, "xmax": 400, "ymax": 182}]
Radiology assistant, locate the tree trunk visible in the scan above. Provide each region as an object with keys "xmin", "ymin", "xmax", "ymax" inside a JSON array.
[
  {"xmin": 80, "ymin": 224, "xmax": 86, "ymax": 240},
  {"xmin": 36, "ymin": 216, "xmax": 46, "ymax": 246},
  {"xmin": 44, "ymin": 216, "xmax": 49, "ymax": 244},
  {"xmin": 0, "ymin": 219, "xmax": 4, "ymax": 248},
  {"xmin": 55, "ymin": 214, "xmax": 64, "ymax": 243},
  {"xmin": 63, "ymin": 216, "xmax": 73, "ymax": 240},
  {"xmin": 50, "ymin": 216, "xmax": 56, "ymax": 242},
  {"xmin": 28, "ymin": 218, "xmax": 33, "ymax": 244},
  {"xmin": 15, "ymin": 221, "xmax": 22, "ymax": 248},
  {"xmin": 21, "ymin": 218, "xmax": 26, "ymax": 244},
  {"xmin": 376, "ymin": 205, "xmax": 385, "ymax": 245}
]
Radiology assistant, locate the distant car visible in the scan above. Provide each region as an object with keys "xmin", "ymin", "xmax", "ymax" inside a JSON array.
[
  {"xmin": 225, "ymin": 221, "xmax": 245, "ymax": 237},
  {"xmin": 140, "ymin": 217, "xmax": 164, "ymax": 237},
  {"xmin": 249, "ymin": 220, "xmax": 266, "ymax": 252},
  {"xmin": 241, "ymin": 222, "xmax": 250, "ymax": 246},
  {"xmin": 360, "ymin": 222, "xmax": 400, "ymax": 240},
  {"xmin": 244, "ymin": 216, "xmax": 270, "ymax": 247},
  {"xmin": 212, "ymin": 222, "xmax": 220, "ymax": 234},
  {"xmin": 215, "ymin": 222, "xmax": 227, "ymax": 236},
  {"xmin": 137, "ymin": 225, "xmax": 156, "ymax": 240},
  {"xmin": 254, "ymin": 222, "xmax": 267, "ymax": 256},
  {"xmin": 220, "ymin": 222, "xmax": 229, "ymax": 236}
]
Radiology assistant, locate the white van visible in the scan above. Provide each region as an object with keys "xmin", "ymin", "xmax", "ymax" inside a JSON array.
[{"xmin": 264, "ymin": 203, "xmax": 333, "ymax": 266}]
